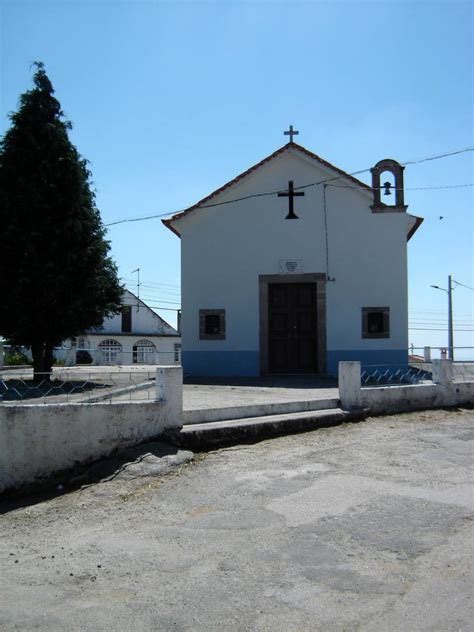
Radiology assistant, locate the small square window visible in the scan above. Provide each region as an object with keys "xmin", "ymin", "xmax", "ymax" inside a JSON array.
[
  {"xmin": 362, "ymin": 307, "xmax": 390, "ymax": 339},
  {"xmin": 200, "ymin": 309, "xmax": 226, "ymax": 340},
  {"xmin": 368, "ymin": 312, "xmax": 384, "ymax": 334},
  {"xmin": 205, "ymin": 314, "xmax": 220, "ymax": 335}
]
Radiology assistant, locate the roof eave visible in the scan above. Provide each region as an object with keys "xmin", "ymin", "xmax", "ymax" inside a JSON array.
[
  {"xmin": 162, "ymin": 217, "xmax": 181, "ymax": 237},
  {"xmin": 407, "ymin": 215, "xmax": 424, "ymax": 241}
]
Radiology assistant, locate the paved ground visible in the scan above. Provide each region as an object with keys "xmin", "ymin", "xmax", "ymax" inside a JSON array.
[
  {"xmin": 109, "ymin": 376, "xmax": 338, "ymax": 408},
  {"xmin": 183, "ymin": 376, "xmax": 338, "ymax": 410},
  {"xmin": 1, "ymin": 408, "xmax": 473, "ymax": 631}
]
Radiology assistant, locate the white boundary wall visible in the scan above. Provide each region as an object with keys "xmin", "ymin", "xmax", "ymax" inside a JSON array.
[
  {"xmin": 0, "ymin": 366, "xmax": 182, "ymax": 493},
  {"xmin": 339, "ymin": 360, "xmax": 474, "ymax": 413}
]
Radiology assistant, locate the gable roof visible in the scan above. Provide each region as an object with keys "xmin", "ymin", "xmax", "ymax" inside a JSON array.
[
  {"xmin": 86, "ymin": 289, "xmax": 179, "ymax": 336},
  {"xmin": 162, "ymin": 142, "xmax": 423, "ymax": 241},
  {"xmin": 121, "ymin": 289, "xmax": 179, "ymax": 335}
]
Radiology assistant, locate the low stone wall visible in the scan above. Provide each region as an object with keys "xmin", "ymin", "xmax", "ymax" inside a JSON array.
[
  {"xmin": 0, "ymin": 366, "xmax": 183, "ymax": 493},
  {"xmin": 339, "ymin": 360, "xmax": 474, "ymax": 414}
]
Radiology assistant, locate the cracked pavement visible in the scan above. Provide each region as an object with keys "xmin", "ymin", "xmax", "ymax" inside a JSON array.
[{"xmin": 1, "ymin": 408, "xmax": 473, "ymax": 631}]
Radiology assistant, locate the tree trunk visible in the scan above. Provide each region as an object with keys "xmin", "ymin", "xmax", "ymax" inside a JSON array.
[
  {"xmin": 31, "ymin": 341, "xmax": 52, "ymax": 382},
  {"xmin": 44, "ymin": 341, "xmax": 54, "ymax": 376},
  {"xmin": 32, "ymin": 341, "xmax": 44, "ymax": 382}
]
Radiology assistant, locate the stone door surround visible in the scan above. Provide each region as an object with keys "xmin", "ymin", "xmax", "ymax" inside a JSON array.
[{"xmin": 259, "ymin": 273, "xmax": 327, "ymax": 375}]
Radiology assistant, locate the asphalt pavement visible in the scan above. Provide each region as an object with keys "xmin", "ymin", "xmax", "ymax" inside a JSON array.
[{"xmin": 1, "ymin": 408, "xmax": 473, "ymax": 631}]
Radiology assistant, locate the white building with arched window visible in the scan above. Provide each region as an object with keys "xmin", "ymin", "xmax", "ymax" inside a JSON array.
[{"xmin": 69, "ymin": 290, "xmax": 181, "ymax": 366}]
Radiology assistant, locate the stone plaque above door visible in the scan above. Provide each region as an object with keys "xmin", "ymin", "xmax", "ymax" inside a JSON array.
[{"xmin": 279, "ymin": 259, "xmax": 304, "ymax": 274}]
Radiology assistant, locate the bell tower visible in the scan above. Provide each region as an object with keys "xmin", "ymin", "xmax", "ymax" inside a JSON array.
[{"xmin": 370, "ymin": 159, "xmax": 408, "ymax": 213}]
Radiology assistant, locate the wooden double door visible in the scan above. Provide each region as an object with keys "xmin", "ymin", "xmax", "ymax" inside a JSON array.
[{"xmin": 268, "ymin": 282, "xmax": 318, "ymax": 373}]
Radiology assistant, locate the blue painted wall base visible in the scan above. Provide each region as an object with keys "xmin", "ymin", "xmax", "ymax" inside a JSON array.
[
  {"xmin": 183, "ymin": 351, "xmax": 260, "ymax": 377},
  {"xmin": 183, "ymin": 349, "xmax": 408, "ymax": 377}
]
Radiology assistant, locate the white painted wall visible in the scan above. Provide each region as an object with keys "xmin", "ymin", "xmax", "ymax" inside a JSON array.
[
  {"xmin": 78, "ymin": 334, "xmax": 181, "ymax": 366},
  {"xmin": 338, "ymin": 360, "xmax": 474, "ymax": 413},
  {"xmin": 175, "ymin": 147, "xmax": 415, "ymax": 373},
  {"xmin": 90, "ymin": 289, "xmax": 177, "ymax": 336},
  {"xmin": 0, "ymin": 366, "xmax": 183, "ymax": 493}
]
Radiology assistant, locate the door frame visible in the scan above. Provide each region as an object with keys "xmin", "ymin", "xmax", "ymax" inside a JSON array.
[{"xmin": 259, "ymin": 273, "xmax": 327, "ymax": 375}]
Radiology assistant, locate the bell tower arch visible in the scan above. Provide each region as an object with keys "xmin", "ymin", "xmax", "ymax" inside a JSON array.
[{"xmin": 370, "ymin": 158, "xmax": 408, "ymax": 213}]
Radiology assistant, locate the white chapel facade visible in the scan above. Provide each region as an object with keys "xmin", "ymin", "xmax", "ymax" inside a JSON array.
[{"xmin": 163, "ymin": 131, "xmax": 423, "ymax": 377}]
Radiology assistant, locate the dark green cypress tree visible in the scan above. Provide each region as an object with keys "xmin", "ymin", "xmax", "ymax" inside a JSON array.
[{"xmin": 0, "ymin": 62, "xmax": 123, "ymax": 379}]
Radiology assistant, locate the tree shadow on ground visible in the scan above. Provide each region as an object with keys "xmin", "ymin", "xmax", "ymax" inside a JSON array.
[{"xmin": 0, "ymin": 440, "xmax": 182, "ymax": 514}]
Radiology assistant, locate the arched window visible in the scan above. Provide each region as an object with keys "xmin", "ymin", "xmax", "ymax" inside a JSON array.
[
  {"xmin": 98, "ymin": 339, "xmax": 122, "ymax": 365},
  {"xmin": 133, "ymin": 339, "xmax": 156, "ymax": 364}
]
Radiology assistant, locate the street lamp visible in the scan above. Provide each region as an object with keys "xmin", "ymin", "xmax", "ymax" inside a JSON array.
[{"xmin": 430, "ymin": 275, "xmax": 454, "ymax": 360}]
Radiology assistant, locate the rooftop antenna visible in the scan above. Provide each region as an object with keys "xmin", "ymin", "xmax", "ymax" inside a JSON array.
[{"xmin": 131, "ymin": 268, "xmax": 140, "ymax": 312}]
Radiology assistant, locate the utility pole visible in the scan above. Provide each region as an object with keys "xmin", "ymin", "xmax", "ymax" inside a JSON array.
[
  {"xmin": 431, "ymin": 275, "xmax": 454, "ymax": 361},
  {"xmin": 131, "ymin": 268, "xmax": 141, "ymax": 312},
  {"xmin": 447, "ymin": 275, "xmax": 454, "ymax": 361}
]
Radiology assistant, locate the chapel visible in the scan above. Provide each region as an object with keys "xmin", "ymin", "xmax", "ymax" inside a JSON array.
[{"xmin": 163, "ymin": 128, "xmax": 423, "ymax": 377}]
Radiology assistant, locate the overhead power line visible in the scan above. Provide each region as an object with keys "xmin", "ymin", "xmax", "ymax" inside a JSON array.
[
  {"xmin": 122, "ymin": 278, "xmax": 180, "ymax": 290},
  {"xmin": 105, "ymin": 146, "xmax": 474, "ymax": 227},
  {"xmin": 124, "ymin": 289, "xmax": 181, "ymax": 305},
  {"xmin": 140, "ymin": 297, "xmax": 181, "ymax": 305},
  {"xmin": 410, "ymin": 322, "xmax": 474, "ymax": 327},
  {"xmin": 327, "ymin": 183, "xmax": 473, "ymax": 191},
  {"xmin": 138, "ymin": 287, "xmax": 180, "ymax": 295},
  {"xmin": 411, "ymin": 308, "xmax": 473, "ymax": 314},
  {"xmin": 148, "ymin": 305, "xmax": 181, "ymax": 312},
  {"xmin": 409, "ymin": 327, "xmax": 474, "ymax": 332},
  {"xmin": 138, "ymin": 289, "xmax": 181, "ymax": 297},
  {"xmin": 401, "ymin": 147, "xmax": 473, "ymax": 165},
  {"xmin": 453, "ymin": 280, "xmax": 474, "ymax": 291}
]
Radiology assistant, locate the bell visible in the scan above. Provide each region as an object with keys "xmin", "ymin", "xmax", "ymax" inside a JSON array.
[{"xmin": 383, "ymin": 181, "xmax": 392, "ymax": 196}]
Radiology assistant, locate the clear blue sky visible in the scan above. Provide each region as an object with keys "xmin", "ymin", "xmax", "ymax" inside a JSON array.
[{"xmin": 2, "ymin": 0, "xmax": 473, "ymax": 356}]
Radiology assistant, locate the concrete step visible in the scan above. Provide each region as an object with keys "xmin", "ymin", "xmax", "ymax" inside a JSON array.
[
  {"xmin": 182, "ymin": 397, "xmax": 340, "ymax": 425},
  {"xmin": 167, "ymin": 407, "xmax": 366, "ymax": 451}
]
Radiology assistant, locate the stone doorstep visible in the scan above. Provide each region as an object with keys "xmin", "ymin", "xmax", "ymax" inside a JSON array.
[
  {"xmin": 167, "ymin": 407, "xmax": 367, "ymax": 451},
  {"xmin": 182, "ymin": 397, "xmax": 340, "ymax": 425}
]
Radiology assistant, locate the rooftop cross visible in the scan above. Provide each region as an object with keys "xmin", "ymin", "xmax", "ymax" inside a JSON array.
[
  {"xmin": 284, "ymin": 125, "xmax": 299, "ymax": 143},
  {"xmin": 278, "ymin": 180, "xmax": 305, "ymax": 219}
]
